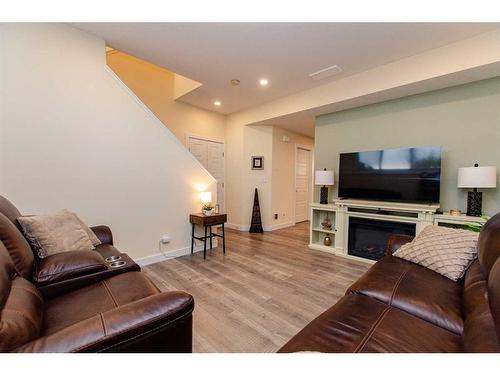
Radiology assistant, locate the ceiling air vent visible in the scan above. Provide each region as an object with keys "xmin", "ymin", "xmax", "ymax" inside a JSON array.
[{"xmin": 309, "ymin": 65, "xmax": 343, "ymax": 81}]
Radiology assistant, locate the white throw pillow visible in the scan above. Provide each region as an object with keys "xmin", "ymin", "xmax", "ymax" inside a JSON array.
[{"xmin": 393, "ymin": 225, "xmax": 479, "ymax": 281}]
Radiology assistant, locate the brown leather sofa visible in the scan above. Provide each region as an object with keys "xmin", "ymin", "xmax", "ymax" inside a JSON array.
[
  {"xmin": 0, "ymin": 196, "xmax": 194, "ymax": 352},
  {"xmin": 280, "ymin": 214, "xmax": 500, "ymax": 353}
]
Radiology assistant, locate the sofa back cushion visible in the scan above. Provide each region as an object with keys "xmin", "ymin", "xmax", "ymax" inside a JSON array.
[
  {"xmin": 488, "ymin": 259, "xmax": 500, "ymax": 342},
  {"xmin": 0, "ymin": 242, "xmax": 16, "ymax": 310},
  {"xmin": 0, "ymin": 212, "xmax": 34, "ymax": 279},
  {"xmin": 462, "ymin": 260, "xmax": 500, "ymax": 352},
  {"xmin": 0, "ymin": 195, "xmax": 22, "ymax": 224},
  {"xmin": 477, "ymin": 212, "xmax": 500, "ymax": 278},
  {"xmin": 0, "ymin": 242, "xmax": 43, "ymax": 352}
]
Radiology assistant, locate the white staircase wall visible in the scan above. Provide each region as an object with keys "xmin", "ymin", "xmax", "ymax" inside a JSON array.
[{"xmin": 0, "ymin": 23, "xmax": 216, "ymax": 262}]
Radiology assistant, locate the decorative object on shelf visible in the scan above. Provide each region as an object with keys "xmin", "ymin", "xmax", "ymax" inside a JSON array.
[
  {"xmin": 449, "ymin": 209, "xmax": 462, "ymax": 216},
  {"xmin": 251, "ymin": 156, "xmax": 264, "ymax": 170},
  {"xmin": 249, "ymin": 188, "xmax": 264, "ymax": 233},
  {"xmin": 321, "ymin": 213, "xmax": 333, "ymax": 230},
  {"xmin": 200, "ymin": 191, "xmax": 213, "ymax": 215},
  {"xmin": 458, "ymin": 164, "xmax": 497, "ymax": 216},
  {"xmin": 323, "ymin": 234, "xmax": 332, "ymax": 246},
  {"xmin": 315, "ymin": 168, "xmax": 334, "ymax": 204}
]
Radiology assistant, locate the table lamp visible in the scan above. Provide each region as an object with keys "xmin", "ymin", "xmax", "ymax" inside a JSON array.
[
  {"xmin": 200, "ymin": 191, "xmax": 212, "ymax": 208},
  {"xmin": 458, "ymin": 164, "xmax": 497, "ymax": 216},
  {"xmin": 315, "ymin": 168, "xmax": 334, "ymax": 204}
]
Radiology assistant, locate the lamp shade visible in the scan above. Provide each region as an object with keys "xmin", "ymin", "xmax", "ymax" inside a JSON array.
[
  {"xmin": 315, "ymin": 170, "xmax": 334, "ymax": 186},
  {"xmin": 458, "ymin": 166, "xmax": 497, "ymax": 188},
  {"xmin": 200, "ymin": 191, "xmax": 212, "ymax": 203}
]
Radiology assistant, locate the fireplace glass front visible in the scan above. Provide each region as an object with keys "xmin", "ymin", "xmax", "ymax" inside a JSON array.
[{"xmin": 348, "ymin": 217, "xmax": 416, "ymax": 261}]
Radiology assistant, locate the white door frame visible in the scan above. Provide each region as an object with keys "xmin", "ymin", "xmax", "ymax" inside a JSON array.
[
  {"xmin": 186, "ymin": 133, "xmax": 226, "ymax": 212},
  {"xmin": 294, "ymin": 144, "xmax": 314, "ymax": 224}
]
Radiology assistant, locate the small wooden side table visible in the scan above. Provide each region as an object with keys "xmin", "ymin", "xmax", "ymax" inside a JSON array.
[{"xmin": 189, "ymin": 213, "xmax": 227, "ymax": 259}]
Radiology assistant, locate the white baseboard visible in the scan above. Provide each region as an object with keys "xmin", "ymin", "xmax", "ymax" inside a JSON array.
[
  {"xmin": 263, "ymin": 221, "xmax": 295, "ymax": 231},
  {"xmin": 135, "ymin": 240, "xmax": 218, "ymax": 267},
  {"xmin": 225, "ymin": 222, "xmax": 250, "ymax": 231},
  {"xmin": 136, "ymin": 221, "xmax": 294, "ymax": 266},
  {"xmin": 226, "ymin": 221, "xmax": 294, "ymax": 232}
]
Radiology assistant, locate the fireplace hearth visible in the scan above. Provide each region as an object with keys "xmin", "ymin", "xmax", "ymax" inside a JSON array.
[{"xmin": 348, "ymin": 217, "xmax": 416, "ymax": 261}]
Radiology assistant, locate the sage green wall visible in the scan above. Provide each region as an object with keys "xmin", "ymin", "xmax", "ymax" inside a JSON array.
[{"xmin": 315, "ymin": 77, "xmax": 500, "ymax": 216}]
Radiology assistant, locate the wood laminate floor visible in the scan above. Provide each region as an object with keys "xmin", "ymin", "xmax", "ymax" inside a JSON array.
[{"xmin": 143, "ymin": 221, "xmax": 370, "ymax": 353}]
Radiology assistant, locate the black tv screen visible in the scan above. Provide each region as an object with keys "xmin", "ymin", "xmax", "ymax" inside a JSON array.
[{"xmin": 338, "ymin": 146, "xmax": 442, "ymax": 203}]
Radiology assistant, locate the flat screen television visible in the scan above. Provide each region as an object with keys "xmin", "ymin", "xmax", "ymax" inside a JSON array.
[{"xmin": 338, "ymin": 146, "xmax": 442, "ymax": 203}]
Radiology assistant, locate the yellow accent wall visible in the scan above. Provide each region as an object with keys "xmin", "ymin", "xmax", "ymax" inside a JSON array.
[{"xmin": 107, "ymin": 51, "xmax": 226, "ymax": 144}]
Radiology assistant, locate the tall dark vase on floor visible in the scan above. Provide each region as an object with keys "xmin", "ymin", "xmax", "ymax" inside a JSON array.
[{"xmin": 249, "ymin": 188, "xmax": 264, "ymax": 233}]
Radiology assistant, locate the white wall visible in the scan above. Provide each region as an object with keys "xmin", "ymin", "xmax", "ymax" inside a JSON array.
[
  {"xmin": 271, "ymin": 127, "xmax": 314, "ymax": 227},
  {"xmin": 0, "ymin": 23, "xmax": 216, "ymax": 263},
  {"xmin": 225, "ymin": 123, "xmax": 313, "ymax": 231}
]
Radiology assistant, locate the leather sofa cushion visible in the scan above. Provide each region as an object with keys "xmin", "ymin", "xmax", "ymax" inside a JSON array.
[
  {"xmin": 90, "ymin": 225, "xmax": 113, "ymax": 246},
  {"xmin": 488, "ymin": 258, "xmax": 500, "ymax": 340},
  {"xmin": 0, "ymin": 242, "xmax": 16, "ymax": 308},
  {"xmin": 0, "ymin": 277, "xmax": 44, "ymax": 352},
  {"xmin": 279, "ymin": 294, "xmax": 461, "ymax": 353},
  {"xmin": 33, "ymin": 250, "xmax": 107, "ymax": 286},
  {"xmin": 43, "ymin": 271, "xmax": 160, "ymax": 335},
  {"xmin": 37, "ymin": 252, "xmax": 140, "ymax": 300},
  {"xmin": 0, "ymin": 212, "xmax": 34, "ymax": 279},
  {"xmin": 462, "ymin": 260, "xmax": 500, "ymax": 352},
  {"xmin": 347, "ymin": 256, "xmax": 463, "ymax": 335},
  {"xmin": 15, "ymin": 291, "xmax": 194, "ymax": 353},
  {"xmin": 0, "ymin": 195, "xmax": 22, "ymax": 224}
]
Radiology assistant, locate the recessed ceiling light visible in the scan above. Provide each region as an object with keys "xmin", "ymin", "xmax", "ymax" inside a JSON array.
[
  {"xmin": 259, "ymin": 78, "xmax": 269, "ymax": 86},
  {"xmin": 230, "ymin": 79, "xmax": 240, "ymax": 86},
  {"xmin": 214, "ymin": 100, "xmax": 221, "ymax": 106}
]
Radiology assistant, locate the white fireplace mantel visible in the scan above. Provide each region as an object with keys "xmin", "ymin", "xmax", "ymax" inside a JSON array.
[
  {"xmin": 332, "ymin": 199, "xmax": 440, "ymax": 214},
  {"xmin": 309, "ymin": 199, "xmax": 441, "ymax": 264}
]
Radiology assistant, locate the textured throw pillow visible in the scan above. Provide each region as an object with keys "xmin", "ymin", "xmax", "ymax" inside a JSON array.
[
  {"xmin": 393, "ymin": 225, "xmax": 479, "ymax": 281},
  {"xmin": 17, "ymin": 210, "xmax": 95, "ymax": 258},
  {"xmin": 68, "ymin": 211, "xmax": 101, "ymax": 247}
]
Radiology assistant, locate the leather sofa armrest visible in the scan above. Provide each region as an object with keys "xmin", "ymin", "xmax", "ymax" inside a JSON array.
[
  {"xmin": 14, "ymin": 291, "xmax": 194, "ymax": 353},
  {"xmin": 90, "ymin": 225, "xmax": 113, "ymax": 245},
  {"xmin": 33, "ymin": 250, "xmax": 107, "ymax": 286},
  {"xmin": 37, "ymin": 253, "xmax": 140, "ymax": 299},
  {"xmin": 386, "ymin": 234, "xmax": 414, "ymax": 255}
]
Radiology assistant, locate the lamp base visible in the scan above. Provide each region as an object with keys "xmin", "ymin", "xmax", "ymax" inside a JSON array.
[
  {"xmin": 320, "ymin": 186, "xmax": 329, "ymax": 204},
  {"xmin": 466, "ymin": 190, "xmax": 482, "ymax": 217}
]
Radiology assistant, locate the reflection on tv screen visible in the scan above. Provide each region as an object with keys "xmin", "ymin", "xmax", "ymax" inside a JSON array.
[{"xmin": 339, "ymin": 146, "xmax": 442, "ymax": 203}]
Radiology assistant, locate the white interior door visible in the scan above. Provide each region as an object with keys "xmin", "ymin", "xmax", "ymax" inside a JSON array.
[
  {"xmin": 188, "ymin": 136, "xmax": 225, "ymax": 212},
  {"xmin": 295, "ymin": 147, "xmax": 312, "ymax": 223}
]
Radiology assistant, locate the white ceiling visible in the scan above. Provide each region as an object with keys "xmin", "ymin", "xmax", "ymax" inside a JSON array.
[{"xmin": 73, "ymin": 23, "xmax": 499, "ymax": 119}]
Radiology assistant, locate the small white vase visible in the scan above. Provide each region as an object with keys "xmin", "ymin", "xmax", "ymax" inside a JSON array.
[{"xmin": 203, "ymin": 209, "xmax": 213, "ymax": 216}]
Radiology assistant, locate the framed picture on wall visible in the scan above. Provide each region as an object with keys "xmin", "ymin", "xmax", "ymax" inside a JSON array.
[{"xmin": 251, "ymin": 156, "xmax": 264, "ymax": 170}]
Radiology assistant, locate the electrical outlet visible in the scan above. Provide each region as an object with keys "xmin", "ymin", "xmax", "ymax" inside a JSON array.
[
  {"xmin": 274, "ymin": 213, "xmax": 278, "ymax": 220},
  {"xmin": 160, "ymin": 234, "xmax": 172, "ymax": 244}
]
